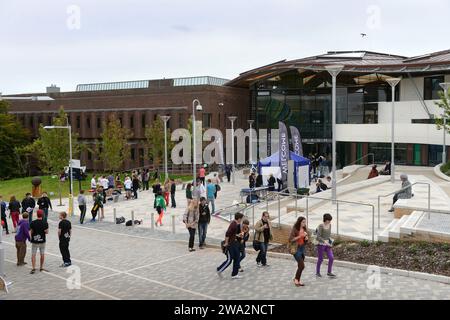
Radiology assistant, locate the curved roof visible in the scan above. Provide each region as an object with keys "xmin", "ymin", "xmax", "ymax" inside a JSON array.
[{"xmin": 227, "ymin": 50, "xmax": 450, "ymax": 87}]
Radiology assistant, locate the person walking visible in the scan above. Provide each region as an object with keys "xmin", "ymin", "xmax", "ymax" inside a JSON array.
[
  {"xmin": 212, "ymin": 173, "xmax": 220, "ymax": 199},
  {"xmin": 249, "ymin": 172, "xmax": 256, "ymax": 188},
  {"xmin": 8, "ymin": 196, "xmax": 21, "ymax": 233},
  {"xmin": 21, "ymin": 193, "xmax": 36, "ymax": 224},
  {"xmin": 206, "ymin": 179, "xmax": 216, "ymax": 214},
  {"xmin": 0, "ymin": 195, "xmax": 9, "ymax": 235},
  {"xmin": 77, "ymin": 190, "xmax": 87, "ymax": 224},
  {"xmin": 143, "ymin": 169, "xmax": 150, "ymax": 191},
  {"xmin": 237, "ymin": 219, "xmax": 250, "ymax": 273},
  {"xmin": 163, "ymin": 179, "xmax": 170, "ymax": 205},
  {"xmin": 198, "ymin": 197, "xmax": 211, "ymax": 249},
  {"xmin": 225, "ymin": 164, "xmax": 231, "ymax": 183},
  {"xmin": 183, "ymin": 199, "xmax": 199, "ymax": 252},
  {"xmin": 216, "ymin": 212, "xmax": 244, "ymax": 279},
  {"xmin": 185, "ymin": 183, "xmax": 193, "ymax": 207},
  {"xmin": 170, "ymin": 178, "xmax": 176, "ymax": 208},
  {"xmin": 29, "ymin": 210, "xmax": 49, "ymax": 274},
  {"xmin": 37, "ymin": 192, "xmax": 52, "ymax": 223},
  {"xmin": 107, "ymin": 174, "xmax": 115, "ymax": 196},
  {"xmin": 289, "ymin": 216, "xmax": 308, "ymax": 287},
  {"xmin": 100, "ymin": 176, "xmax": 108, "ymax": 203},
  {"xmin": 152, "ymin": 179, "xmax": 162, "ymax": 207},
  {"xmin": 256, "ymin": 174, "xmax": 263, "ymax": 188},
  {"xmin": 15, "ymin": 212, "xmax": 30, "ymax": 266},
  {"xmin": 58, "ymin": 212, "xmax": 72, "ymax": 267},
  {"xmin": 199, "ymin": 166, "xmax": 206, "ymax": 185},
  {"xmin": 132, "ymin": 175, "xmax": 140, "ymax": 199},
  {"xmin": 90, "ymin": 175, "xmax": 97, "ymax": 190},
  {"xmin": 254, "ymin": 211, "xmax": 273, "ymax": 267},
  {"xmin": 315, "ymin": 213, "xmax": 336, "ymax": 278},
  {"xmin": 388, "ymin": 173, "xmax": 412, "ymax": 212},
  {"xmin": 155, "ymin": 191, "xmax": 167, "ymax": 227}
]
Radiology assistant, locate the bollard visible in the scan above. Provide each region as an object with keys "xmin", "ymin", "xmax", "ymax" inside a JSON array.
[
  {"xmin": 295, "ymin": 195, "xmax": 298, "ymax": 219},
  {"xmin": 277, "ymin": 194, "xmax": 281, "ymax": 229},
  {"xmin": 336, "ymin": 202, "xmax": 339, "ymax": 236},
  {"xmin": 151, "ymin": 212, "xmax": 155, "ymax": 230},
  {"xmin": 113, "ymin": 208, "xmax": 117, "ymax": 224},
  {"xmin": 131, "ymin": 211, "xmax": 135, "ymax": 226},
  {"xmin": 172, "ymin": 214, "xmax": 176, "ymax": 234}
]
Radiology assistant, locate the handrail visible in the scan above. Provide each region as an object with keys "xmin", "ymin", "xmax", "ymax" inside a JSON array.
[
  {"xmin": 346, "ymin": 153, "xmax": 375, "ymax": 167},
  {"xmin": 277, "ymin": 192, "xmax": 376, "ymax": 242},
  {"xmin": 377, "ymin": 181, "xmax": 431, "ymax": 228}
]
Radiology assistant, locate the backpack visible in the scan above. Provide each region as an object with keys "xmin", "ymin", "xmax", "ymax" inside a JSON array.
[
  {"xmin": 115, "ymin": 216, "xmax": 125, "ymax": 224},
  {"xmin": 310, "ymin": 228, "xmax": 319, "ymax": 246}
]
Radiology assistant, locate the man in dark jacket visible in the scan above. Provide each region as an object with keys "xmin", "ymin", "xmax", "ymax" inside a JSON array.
[
  {"xmin": 15, "ymin": 212, "xmax": 31, "ymax": 266},
  {"xmin": 0, "ymin": 195, "xmax": 8, "ymax": 234},
  {"xmin": 198, "ymin": 197, "xmax": 211, "ymax": 249},
  {"xmin": 21, "ymin": 193, "xmax": 36, "ymax": 224},
  {"xmin": 170, "ymin": 179, "xmax": 176, "ymax": 208},
  {"xmin": 37, "ymin": 192, "xmax": 52, "ymax": 223}
]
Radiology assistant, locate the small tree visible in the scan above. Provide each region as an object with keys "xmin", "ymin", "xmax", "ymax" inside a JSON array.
[
  {"xmin": 145, "ymin": 118, "xmax": 174, "ymax": 171},
  {"xmin": 97, "ymin": 113, "xmax": 133, "ymax": 172},
  {"xmin": 435, "ymin": 89, "xmax": 450, "ymax": 133},
  {"xmin": 0, "ymin": 100, "xmax": 30, "ymax": 179}
]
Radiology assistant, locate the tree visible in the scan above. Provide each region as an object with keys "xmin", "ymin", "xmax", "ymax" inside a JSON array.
[
  {"xmin": 145, "ymin": 118, "xmax": 174, "ymax": 169},
  {"xmin": 97, "ymin": 113, "xmax": 133, "ymax": 172},
  {"xmin": 435, "ymin": 89, "xmax": 450, "ymax": 133},
  {"xmin": 0, "ymin": 100, "xmax": 30, "ymax": 179}
]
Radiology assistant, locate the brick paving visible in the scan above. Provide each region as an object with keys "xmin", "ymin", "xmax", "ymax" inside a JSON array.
[{"xmin": 1, "ymin": 213, "xmax": 449, "ymax": 300}]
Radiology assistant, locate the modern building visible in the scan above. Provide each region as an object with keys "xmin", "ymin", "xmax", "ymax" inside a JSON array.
[
  {"xmin": 227, "ymin": 49, "xmax": 450, "ymax": 167},
  {"xmin": 4, "ymin": 49, "xmax": 450, "ymax": 171}
]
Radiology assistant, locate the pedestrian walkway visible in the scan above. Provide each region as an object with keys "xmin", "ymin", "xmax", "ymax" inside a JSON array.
[{"xmin": 1, "ymin": 215, "xmax": 449, "ymax": 300}]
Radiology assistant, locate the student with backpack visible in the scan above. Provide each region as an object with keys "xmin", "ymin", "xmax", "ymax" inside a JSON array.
[
  {"xmin": 90, "ymin": 187, "xmax": 104, "ymax": 222},
  {"xmin": 155, "ymin": 190, "xmax": 166, "ymax": 227}
]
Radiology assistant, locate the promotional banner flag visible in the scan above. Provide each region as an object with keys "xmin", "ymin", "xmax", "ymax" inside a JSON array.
[
  {"xmin": 279, "ymin": 122, "xmax": 289, "ymax": 189},
  {"xmin": 290, "ymin": 126, "xmax": 303, "ymax": 156}
]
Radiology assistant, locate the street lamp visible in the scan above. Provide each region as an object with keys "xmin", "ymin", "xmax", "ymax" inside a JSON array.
[
  {"xmin": 386, "ymin": 77, "xmax": 402, "ymax": 184},
  {"xmin": 247, "ymin": 120, "xmax": 255, "ymax": 166},
  {"xmin": 160, "ymin": 115, "xmax": 171, "ymax": 182},
  {"xmin": 192, "ymin": 99, "xmax": 203, "ymax": 183},
  {"xmin": 439, "ymin": 83, "xmax": 450, "ymax": 164},
  {"xmin": 228, "ymin": 116, "xmax": 237, "ymax": 185},
  {"xmin": 43, "ymin": 124, "xmax": 73, "ymax": 215},
  {"xmin": 325, "ymin": 65, "xmax": 344, "ymax": 202}
]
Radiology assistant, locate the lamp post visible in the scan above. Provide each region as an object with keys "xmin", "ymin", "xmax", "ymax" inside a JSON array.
[
  {"xmin": 192, "ymin": 99, "xmax": 203, "ymax": 183},
  {"xmin": 44, "ymin": 124, "xmax": 73, "ymax": 215},
  {"xmin": 325, "ymin": 65, "xmax": 344, "ymax": 203},
  {"xmin": 439, "ymin": 83, "xmax": 450, "ymax": 164},
  {"xmin": 247, "ymin": 120, "xmax": 255, "ymax": 165},
  {"xmin": 228, "ymin": 116, "xmax": 237, "ymax": 185},
  {"xmin": 160, "ymin": 115, "xmax": 171, "ymax": 181},
  {"xmin": 386, "ymin": 78, "xmax": 402, "ymax": 184}
]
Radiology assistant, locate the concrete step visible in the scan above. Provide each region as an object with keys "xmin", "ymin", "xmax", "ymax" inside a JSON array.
[
  {"xmin": 378, "ymin": 218, "xmax": 399, "ymax": 242},
  {"xmin": 389, "ymin": 215, "xmax": 409, "ymax": 239},
  {"xmin": 399, "ymin": 211, "xmax": 424, "ymax": 235}
]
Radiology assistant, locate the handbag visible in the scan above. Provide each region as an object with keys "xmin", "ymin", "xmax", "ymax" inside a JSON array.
[
  {"xmin": 216, "ymin": 184, "xmax": 221, "ymax": 192},
  {"xmin": 252, "ymin": 230, "xmax": 261, "ymax": 251},
  {"xmin": 288, "ymin": 240, "xmax": 298, "ymax": 255}
]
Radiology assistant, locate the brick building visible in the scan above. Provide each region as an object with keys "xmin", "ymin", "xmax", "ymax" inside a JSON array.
[{"xmin": 5, "ymin": 76, "xmax": 250, "ymax": 171}]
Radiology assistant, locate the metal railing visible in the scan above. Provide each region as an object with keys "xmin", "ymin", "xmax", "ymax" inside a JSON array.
[
  {"xmin": 377, "ymin": 182, "xmax": 431, "ymax": 227},
  {"xmin": 276, "ymin": 191, "xmax": 376, "ymax": 242},
  {"xmin": 346, "ymin": 153, "xmax": 375, "ymax": 167}
]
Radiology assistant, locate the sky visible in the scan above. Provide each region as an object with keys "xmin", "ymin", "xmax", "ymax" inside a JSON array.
[{"xmin": 1, "ymin": 0, "xmax": 449, "ymax": 94}]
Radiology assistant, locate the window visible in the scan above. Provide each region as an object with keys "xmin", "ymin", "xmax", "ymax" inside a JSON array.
[
  {"xmin": 47, "ymin": 116, "xmax": 52, "ymax": 125},
  {"xmin": 86, "ymin": 117, "xmax": 91, "ymax": 129},
  {"xmin": 130, "ymin": 115, "xmax": 134, "ymax": 128},
  {"xmin": 37, "ymin": 115, "xmax": 42, "ymax": 124},
  {"xmin": 130, "ymin": 148, "xmax": 135, "ymax": 161},
  {"xmin": 119, "ymin": 117, "xmax": 123, "ymax": 127},
  {"xmin": 87, "ymin": 150, "xmax": 92, "ymax": 161},
  {"xmin": 76, "ymin": 116, "xmax": 81, "ymax": 129},
  {"xmin": 29, "ymin": 117, "xmax": 34, "ymax": 127},
  {"xmin": 203, "ymin": 113, "xmax": 212, "ymax": 128},
  {"xmin": 139, "ymin": 148, "xmax": 144, "ymax": 166},
  {"xmin": 97, "ymin": 117, "xmax": 101, "ymax": 129},
  {"xmin": 141, "ymin": 114, "xmax": 146, "ymax": 128},
  {"xmin": 178, "ymin": 113, "xmax": 185, "ymax": 128},
  {"xmin": 424, "ymin": 75, "xmax": 444, "ymax": 100}
]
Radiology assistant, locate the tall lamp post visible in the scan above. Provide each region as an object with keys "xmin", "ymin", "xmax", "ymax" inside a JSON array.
[
  {"xmin": 247, "ymin": 120, "xmax": 255, "ymax": 166},
  {"xmin": 192, "ymin": 99, "xmax": 203, "ymax": 183},
  {"xmin": 228, "ymin": 116, "xmax": 237, "ymax": 185},
  {"xmin": 439, "ymin": 83, "xmax": 450, "ymax": 164},
  {"xmin": 44, "ymin": 125, "xmax": 73, "ymax": 215},
  {"xmin": 160, "ymin": 115, "xmax": 171, "ymax": 182},
  {"xmin": 386, "ymin": 78, "xmax": 401, "ymax": 184},
  {"xmin": 325, "ymin": 65, "xmax": 344, "ymax": 202}
]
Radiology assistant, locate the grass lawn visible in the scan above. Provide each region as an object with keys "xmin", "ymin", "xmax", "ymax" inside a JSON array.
[{"xmin": 0, "ymin": 173, "xmax": 193, "ymax": 200}]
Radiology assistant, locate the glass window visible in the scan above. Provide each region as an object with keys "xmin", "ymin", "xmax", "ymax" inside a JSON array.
[
  {"xmin": 97, "ymin": 117, "xmax": 101, "ymax": 129},
  {"xmin": 86, "ymin": 117, "xmax": 91, "ymax": 129},
  {"xmin": 141, "ymin": 114, "xmax": 146, "ymax": 128},
  {"xmin": 202, "ymin": 113, "xmax": 212, "ymax": 128},
  {"xmin": 424, "ymin": 75, "xmax": 445, "ymax": 100},
  {"xmin": 76, "ymin": 116, "xmax": 81, "ymax": 129},
  {"xmin": 130, "ymin": 115, "xmax": 134, "ymax": 128},
  {"xmin": 130, "ymin": 148, "xmax": 135, "ymax": 161}
]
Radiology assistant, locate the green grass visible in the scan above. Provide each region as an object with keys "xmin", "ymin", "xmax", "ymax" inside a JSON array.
[
  {"xmin": 0, "ymin": 173, "xmax": 193, "ymax": 200},
  {"xmin": 441, "ymin": 161, "xmax": 450, "ymax": 176}
]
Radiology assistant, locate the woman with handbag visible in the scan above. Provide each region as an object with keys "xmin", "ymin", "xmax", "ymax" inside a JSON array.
[
  {"xmin": 183, "ymin": 199, "xmax": 199, "ymax": 252},
  {"xmin": 288, "ymin": 216, "xmax": 308, "ymax": 287}
]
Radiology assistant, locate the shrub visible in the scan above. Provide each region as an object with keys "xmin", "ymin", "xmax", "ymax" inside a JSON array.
[{"xmin": 360, "ymin": 240, "xmax": 371, "ymax": 247}]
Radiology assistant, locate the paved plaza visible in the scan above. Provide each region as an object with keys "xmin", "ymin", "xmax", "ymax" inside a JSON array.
[{"xmin": 1, "ymin": 213, "xmax": 450, "ymax": 300}]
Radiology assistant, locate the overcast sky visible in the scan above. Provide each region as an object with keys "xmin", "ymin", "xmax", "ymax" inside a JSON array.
[{"xmin": 1, "ymin": 0, "xmax": 449, "ymax": 94}]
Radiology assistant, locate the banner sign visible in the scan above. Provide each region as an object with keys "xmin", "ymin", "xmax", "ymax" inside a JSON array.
[
  {"xmin": 279, "ymin": 122, "xmax": 289, "ymax": 189},
  {"xmin": 290, "ymin": 126, "xmax": 303, "ymax": 156}
]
